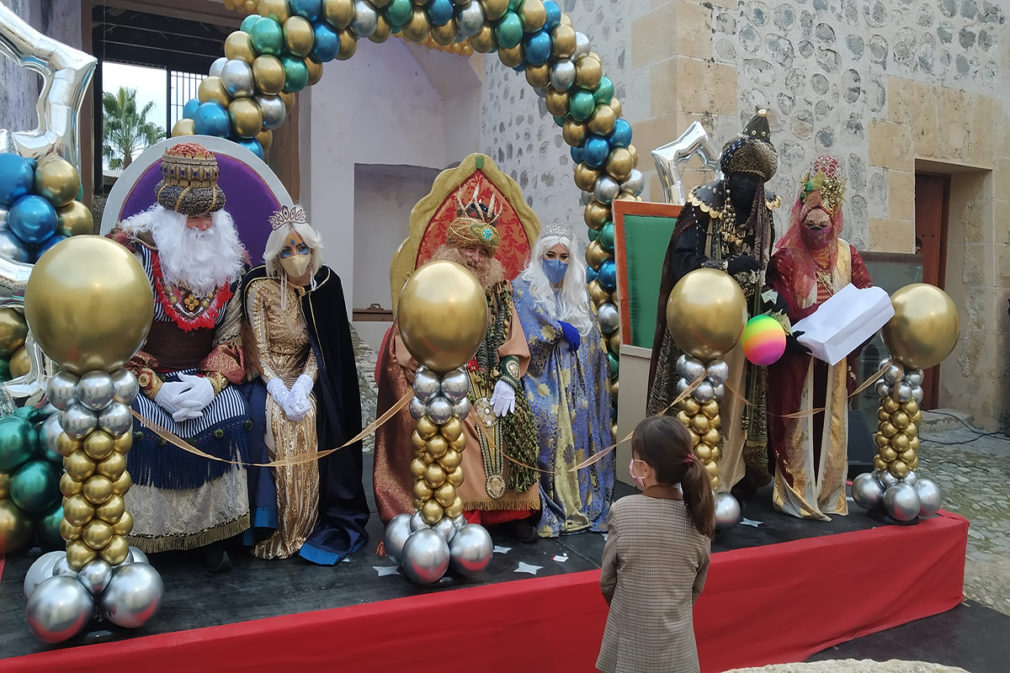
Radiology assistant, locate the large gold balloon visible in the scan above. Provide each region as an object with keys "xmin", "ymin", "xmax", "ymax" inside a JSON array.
[
  {"xmin": 283, "ymin": 16, "xmax": 314, "ymax": 56},
  {"xmin": 8, "ymin": 347, "xmax": 29, "ymax": 377},
  {"xmin": 198, "ymin": 76, "xmax": 231, "ymax": 107},
  {"xmin": 397, "ymin": 261, "xmax": 488, "ymax": 372},
  {"xmin": 229, "ymin": 97, "xmax": 263, "ymax": 138},
  {"xmin": 585, "ymin": 240, "xmax": 609, "ymax": 268},
  {"xmin": 323, "ymin": 0, "xmax": 354, "ymax": 28},
  {"xmin": 65, "ymin": 450, "xmax": 96, "ymax": 482},
  {"xmin": 110, "ymin": 470, "xmax": 132, "ymax": 496},
  {"xmin": 57, "ymin": 432, "xmax": 82, "ymax": 457},
  {"xmin": 58, "ymin": 200, "xmax": 95, "ymax": 237},
  {"xmin": 520, "ymin": 0, "xmax": 546, "ymax": 30},
  {"xmin": 882, "ymin": 283, "xmax": 960, "ymax": 369},
  {"xmin": 63, "ymin": 494, "xmax": 94, "ymax": 527},
  {"xmin": 111, "ymin": 510, "xmax": 133, "ymax": 537},
  {"xmin": 171, "ymin": 118, "xmax": 196, "ymax": 137},
  {"xmin": 83, "ymin": 519, "xmax": 114, "ymax": 550},
  {"xmin": 24, "ymin": 236, "xmax": 154, "ymax": 373},
  {"xmin": 609, "ymin": 96, "xmax": 623, "ymax": 118},
  {"xmin": 84, "ymin": 430, "xmax": 115, "ymax": 461},
  {"xmin": 34, "ymin": 155, "xmax": 80, "ymax": 207},
  {"xmin": 0, "ymin": 306, "xmax": 27, "ymax": 357},
  {"xmin": 258, "ymin": 0, "xmax": 289, "ymax": 22},
  {"xmin": 97, "ymin": 452, "xmax": 127, "ymax": 480},
  {"xmin": 666, "ymin": 268, "xmax": 748, "ymax": 360},
  {"xmin": 253, "ymin": 55, "xmax": 285, "ymax": 95},
  {"xmin": 224, "ymin": 31, "xmax": 255, "ymax": 63},
  {"xmin": 83, "ymin": 475, "xmax": 114, "ymax": 505},
  {"xmin": 420, "ymin": 498, "xmax": 443, "ymax": 524},
  {"xmin": 587, "ymin": 280, "xmax": 611, "ymax": 305}
]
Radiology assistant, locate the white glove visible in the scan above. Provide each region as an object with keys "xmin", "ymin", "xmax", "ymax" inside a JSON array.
[
  {"xmin": 266, "ymin": 377, "xmax": 290, "ymax": 407},
  {"xmin": 284, "ymin": 374, "xmax": 314, "ymax": 422},
  {"xmin": 490, "ymin": 380, "xmax": 516, "ymax": 417},
  {"xmin": 175, "ymin": 373, "xmax": 215, "ymax": 415},
  {"xmin": 154, "ymin": 381, "xmax": 204, "ymax": 421}
]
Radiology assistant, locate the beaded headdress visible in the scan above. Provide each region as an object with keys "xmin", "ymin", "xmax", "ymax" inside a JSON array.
[
  {"xmin": 268, "ymin": 205, "xmax": 308, "ymax": 230},
  {"xmin": 446, "ymin": 181, "xmax": 502, "ymax": 253},
  {"xmin": 155, "ymin": 142, "xmax": 226, "ymax": 215},
  {"xmin": 540, "ymin": 222, "xmax": 574, "ymax": 240},
  {"xmin": 720, "ymin": 109, "xmax": 778, "ymax": 182},
  {"xmin": 799, "ymin": 155, "xmax": 845, "ymax": 218}
]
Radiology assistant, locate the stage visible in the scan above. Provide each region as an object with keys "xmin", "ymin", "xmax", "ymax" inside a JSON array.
[{"xmin": 0, "ymin": 478, "xmax": 969, "ymax": 673}]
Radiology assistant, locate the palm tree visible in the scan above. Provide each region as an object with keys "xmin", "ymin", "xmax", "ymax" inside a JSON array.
[{"xmin": 102, "ymin": 87, "xmax": 164, "ymax": 170}]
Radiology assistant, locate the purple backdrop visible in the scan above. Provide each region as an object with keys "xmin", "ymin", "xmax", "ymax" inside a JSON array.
[{"xmin": 116, "ymin": 154, "xmax": 283, "ymax": 265}]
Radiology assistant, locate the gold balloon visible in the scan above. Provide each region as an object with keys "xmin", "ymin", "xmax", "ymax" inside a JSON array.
[
  {"xmin": 58, "ymin": 200, "xmax": 95, "ymax": 237},
  {"xmin": 882, "ymin": 284, "xmax": 959, "ymax": 369},
  {"xmin": 60, "ymin": 518, "xmax": 82, "ymax": 541},
  {"xmin": 97, "ymin": 452, "xmax": 127, "ymax": 480},
  {"xmin": 417, "ymin": 416, "xmax": 439, "ymax": 440},
  {"xmin": 482, "ymin": 0, "xmax": 509, "ymax": 21},
  {"xmin": 584, "ymin": 200, "xmax": 611, "ymax": 229},
  {"xmin": 65, "ymin": 449, "xmax": 96, "ymax": 482},
  {"xmin": 100, "ymin": 535, "xmax": 130, "ymax": 565},
  {"xmin": 257, "ymin": 129, "xmax": 274, "ymax": 154},
  {"xmin": 63, "ymin": 494, "xmax": 94, "ymax": 527},
  {"xmin": 690, "ymin": 413, "xmax": 710, "ymax": 435},
  {"xmin": 0, "ymin": 472, "xmax": 8, "ymax": 499},
  {"xmin": 0, "ymin": 498, "xmax": 32, "ymax": 552},
  {"xmin": 905, "ymin": 422, "xmax": 917, "ymax": 438},
  {"xmin": 682, "ymin": 398, "xmax": 701, "ymax": 416},
  {"xmin": 873, "ymin": 456, "xmax": 887, "ymax": 471},
  {"xmin": 224, "ymin": 31, "xmax": 255, "ymax": 63},
  {"xmin": 587, "ymin": 280, "xmax": 611, "ymax": 306},
  {"xmin": 498, "ymin": 44, "xmax": 524, "ymax": 68},
  {"xmin": 445, "ymin": 466, "xmax": 464, "ymax": 487},
  {"xmin": 434, "ymin": 482, "xmax": 455, "ymax": 507},
  {"xmin": 397, "ymin": 261, "xmax": 489, "ymax": 373},
  {"xmin": 427, "ymin": 434, "xmax": 448, "ymax": 458},
  {"xmin": 283, "ymin": 16, "xmax": 314, "ymax": 56},
  {"xmin": 229, "ymin": 97, "xmax": 264, "ymax": 138},
  {"xmin": 874, "ymin": 432, "xmax": 889, "ymax": 448},
  {"xmin": 57, "ymin": 432, "xmax": 82, "ymax": 458},
  {"xmin": 665, "ymin": 268, "xmax": 748, "ymax": 360},
  {"xmin": 551, "ymin": 24, "xmax": 576, "ymax": 58},
  {"xmin": 450, "ymin": 432, "xmax": 467, "ymax": 452},
  {"xmin": 83, "ymin": 475, "xmax": 114, "ymax": 505},
  {"xmin": 370, "ymin": 15, "xmax": 392, "ymax": 42},
  {"xmin": 96, "ymin": 495, "xmax": 125, "ymax": 524},
  {"xmin": 258, "ymin": 0, "xmax": 289, "ymax": 22},
  {"xmin": 111, "ymin": 471, "xmax": 132, "ymax": 496},
  {"xmin": 909, "ymin": 436, "xmax": 920, "ymax": 452},
  {"xmin": 445, "ymin": 496, "xmax": 463, "ymax": 519},
  {"xmin": 587, "ymin": 104, "xmax": 617, "ymax": 136},
  {"xmin": 402, "ymin": 8, "xmax": 431, "ymax": 42},
  {"xmin": 902, "ymin": 400, "xmax": 919, "ymax": 416},
  {"xmin": 880, "ymin": 446, "xmax": 898, "ymax": 462},
  {"xmin": 8, "ymin": 346, "xmax": 28, "ymax": 377},
  {"xmin": 909, "ymin": 456, "xmax": 919, "ymax": 471},
  {"xmin": 525, "ymin": 63, "xmax": 550, "ymax": 89},
  {"xmin": 413, "ymin": 479, "xmax": 433, "ymax": 500},
  {"xmin": 424, "ymin": 463, "xmax": 447, "ymax": 488},
  {"xmin": 337, "ymin": 29, "xmax": 358, "ymax": 60},
  {"xmin": 559, "ymin": 12, "xmax": 572, "ymax": 26},
  {"xmin": 628, "ymin": 144, "xmax": 639, "ymax": 168},
  {"xmin": 702, "ymin": 427, "xmax": 721, "ymax": 447},
  {"xmin": 882, "ymin": 397, "xmax": 900, "ymax": 414},
  {"xmin": 421, "ymin": 498, "xmax": 443, "ymax": 524},
  {"xmin": 891, "ymin": 433, "xmax": 910, "ymax": 452},
  {"xmin": 198, "ymin": 75, "xmax": 231, "ymax": 106},
  {"xmin": 609, "ymin": 96, "xmax": 623, "ymax": 118},
  {"xmin": 411, "ymin": 430, "xmax": 427, "ymax": 451},
  {"xmin": 701, "ymin": 400, "xmax": 720, "ymax": 419},
  {"xmin": 279, "ymin": 91, "xmax": 296, "ymax": 113},
  {"xmin": 66, "ymin": 540, "xmax": 97, "ymax": 569},
  {"xmin": 24, "ymin": 236, "xmax": 154, "ymax": 373},
  {"xmin": 83, "ymin": 519, "xmax": 113, "ymax": 550},
  {"xmin": 607, "ymin": 331, "xmax": 621, "ymax": 354},
  {"xmin": 439, "ymin": 448, "xmax": 461, "ymax": 470},
  {"xmin": 0, "ymin": 306, "xmax": 27, "ymax": 357},
  {"xmin": 544, "ymin": 88, "xmax": 569, "ymax": 117},
  {"xmin": 899, "ymin": 448, "xmax": 917, "ymax": 464},
  {"xmin": 305, "ymin": 57, "xmax": 324, "ymax": 86},
  {"xmin": 575, "ymin": 54, "xmax": 603, "ymax": 90},
  {"xmin": 675, "ymin": 409, "xmax": 691, "ymax": 428},
  {"xmin": 440, "ymin": 417, "xmax": 463, "ymax": 442},
  {"xmin": 113, "ymin": 431, "xmax": 133, "ymax": 453},
  {"xmin": 430, "ymin": 18, "xmax": 458, "ymax": 46},
  {"xmin": 585, "ymin": 240, "xmax": 609, "ymax": 269},
  {"xmin": 888, "ymin": 460, "xmax": 909, "ymax": 479},
  {"xmin": 34, "ymin": 155, "xmax": 80, "ymax": 207},
  {"xmin": 253, "ymin": 55, "xmax": 285, "ymax": 95},
  {"xmin": 323, "ymin": 0, "xmax": 354, "ymax": 28},
  {"xmin": 111, "ymin": 510, "xmax": 133, "ymax": 537},
  {"xmin": 879, "ymin": 421, "xmax": 897, "ymax": 438},
  {"xmin": 470, "ymin": 25, "xmax": 496, "ymax": 53},
  {"xmin": 562, "ymin": 118, "xmax": 587, "ymax": 147},
  {"xmin": 171, "ymin": 118, "xmax": 196, "ymax": 137},
  {"xmin": 520, "ymin": 0, "xmax": 546, "ymax": 30},
  {"xmin": 410, "ymin": 457, "xmax": 427, "ymax": 478},
  {"xmin": 573, "ymin": 162, "xmax": 601, "ymax": 192},
  {"xmin": 877, "ymin": 408, "xmax": 890, "ymax": 422},
  {"xmin": 891, "ymin": 412, "xmax": 910, "ymax": 430},
  {"xmin": 606, "ymin": 147, "xmax": 634, "ymax": 182}
]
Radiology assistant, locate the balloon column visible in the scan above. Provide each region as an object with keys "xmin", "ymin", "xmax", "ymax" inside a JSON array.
[
  {"xmin": 20, "ymin": 236, "xmax": 164, "ymax": 643},
  {"xmin": 852, "ymin": 284, "xmax": 959, "ymax": 523},
  {"xmin": 665, "ymin": 268, "xmax": 747, "ymax": 530},
  {"xmin": 383, "ymin": 260, "xmax": 493, "ymax": 584}
]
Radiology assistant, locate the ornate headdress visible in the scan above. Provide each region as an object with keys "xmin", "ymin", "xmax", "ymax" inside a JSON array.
[
  {"xmin": 540, "ymin": 222, "xmax": 574, "ymax": 240},
  {"xmin": 720, "ymin": 109, "xmax": 778, "ymax": 182},
  {"xmin": 799, "ymin": 155, "xmax": 846, "ymax": 218},
  {"xmin": 155, "ymin": 142, "xmax": 226, "ymax": 215},
  {"xmin": 446, "ymin": 181, "xmax": 502, "ymax": 254},
  {"xmin": 268, "ymin": 205, "xmax": 308, "ymax": 230}
]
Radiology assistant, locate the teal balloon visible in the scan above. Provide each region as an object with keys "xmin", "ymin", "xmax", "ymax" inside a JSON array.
[
  {"xmin": 33, "ymin": 233, "xmax": 67, "ymax": 263},
  {"xmin": 312, "ymin": 21, "xmax": 339, "ymax": 62},
  {"xmin": 193, "ymin": 102, "xmax": 231, "ymax": 137},
  {"xmin": 598, "ymin": 259, "xmax": 617, "ymax": 291},
  {"xmin": 583, "ymin": 134, "xmax": 610, "ymax": 168},
  {"xmin": 428, "ymin": 0, "xmax": 453, "ymax": 26},
  {"xmin": 281, "ymin": 55, "xmax": 309, "ymax": 93},
  {"xmin": 495, "ymin": 12, "xmax": 523, "ymax": 48},
  {"xmin": 0, "ymin": 153, "xmax": 34, "ymax": 207},
  {"xmin": 36, "ymin": 504, "xmax": 64, "ymax": 549},
  {"xmin": 568, "ymin": 90, "xmax": 596, "ymax": 123},
  {"xmin": 385, "ymin": 0, "xmax": 412, "ymax": 27},
  {"xmin": 599, "ymin": 221, "xmax": 615, "ymax": 252},
  {"xmin": 524, "ymin": 29, "xmax": 551, "ymax": 65},
  {"xmin": 593, "ymin": 75, "xmax": 614, "ymax": 104},
  {"xmin": 240, "ymin": 13, "xmax": 262, "ymax": 33},
  {"xmin": 12, "ymin": 406, "xmax": 42, "ymax": 424},
  {"xmin": 609, "ymin": 118, "xmax": 632, "ymax": 148},
  {"xmin": 608, "ymin": 353, "xmax": 619, "ymax": 380},
  {"xmin": 0, "ymin": 416, "xmax": 37, "ymax": 472},
  {"xmin": 290, "ymin": 0, "xmax": 321, "ymax": 21},
  {"xmin": 552, "ymin": 115, "xmax": 566, "ymax": 127},
  {"xmin": 250, "ymin": 17, "xmax": 284, "ymax": 56},
  {"xmin": 235, "ymin": 138, "xmax": 265, "ymax": 160},
  {"xmin": 587, "ymin": 227, "xmax": 600, "ymax": 242},
  {"xmin": 182, "ymin": 97, "xmax": 200, "ymax": 119},
  {"xmin": 10, "ymin": 460, "xmax": 60, "ymax": 514},
  {"xmin": 8, "ymin": 195, "xmax": 58, "ymax": 245},
  {"xmin": 0, "ymin": 359, "xmax": 9, "ymax": 381}
]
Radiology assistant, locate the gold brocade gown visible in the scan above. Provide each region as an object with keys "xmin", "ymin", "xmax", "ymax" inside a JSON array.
[{"xmin": 246, "ymin": 278, "xmax": 319, "ymax": 559}]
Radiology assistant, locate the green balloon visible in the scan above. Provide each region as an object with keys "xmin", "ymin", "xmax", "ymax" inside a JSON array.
[
  {"xmin": 0, "ymin": 498, "xmax": 32, "ymax": 553},
  {"xmin": 250, "ymin": 17, "xmax": 284, "ymax": 56},
  {"xmin": 385, "ymin": 0, "xmax": 412, "ymax": 26},
  {"xmin": 587, "ymin": 227, "xmax": 600, "ymax": 242},
  {"xmin": 240, "ymin": 13, "xmax": 262, "ymax": 34},
  {"xmin": 608, "ymin": 353, "xmax": 619, "ymax": 380},
  {"xmin": 594, "ymin": 75, "xmax": 614, "ymax": 104},
  {"xmin": 553, "ymin": 115, "xmax": 566, "ymax": 127},
  {"xmin": 568, "ymin": 90, "xmax": 596, "ymax": 123},
  {"xmin": 0, "ymin": 358, "xmax": 8, "ymax": 381},
  {"xmin": 509, "ymin": 0, "xmax": 522, "ymax": 10},
  {"xmin": 0, "ymin": 416, "xmax": 36, "ymax": 472},
  {"xmin": 281, "ymin": 55, "xmax": 309, "ymax": 93},
  {"xmin": 36, "ymin": 503, "xmax": 64, "ymax": 549},
  {"xmin": 11, "ymin": 460, "xmax": 60, "ymax": 514},
  {"xmin": 599, "ymin": 221, "xmax": 615, "ymax": 251},
  {"xmin": 495, "ymin": 12, "xmax": 523, "ymax": 49},
  {"xmin": 13, "ymin": 405, "xmax": 42, "ymax": 424}
]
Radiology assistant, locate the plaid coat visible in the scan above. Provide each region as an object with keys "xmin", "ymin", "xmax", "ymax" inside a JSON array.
[{"xmin": 596, "ymin": 491, "xmax": 711, "ymax": 673}]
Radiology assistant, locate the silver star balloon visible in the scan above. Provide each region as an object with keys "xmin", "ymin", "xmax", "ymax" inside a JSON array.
[{"xmin": 651, "ymin": 121, "xmax": 723, "ymax": 205}]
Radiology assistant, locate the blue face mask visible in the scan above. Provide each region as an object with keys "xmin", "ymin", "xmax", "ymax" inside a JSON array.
[{"xmin": 542, "ymin": 258, "xmax": 568, "ymax": 285}]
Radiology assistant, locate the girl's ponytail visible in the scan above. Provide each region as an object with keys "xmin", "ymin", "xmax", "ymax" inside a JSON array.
[{"xmin": 681, "ymin": 455, "xmax": 716, "ymax": 539}]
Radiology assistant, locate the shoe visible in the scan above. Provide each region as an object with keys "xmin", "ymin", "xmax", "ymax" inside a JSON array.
[
  {"xmin": 506, "ymin": 519, "xmax": 538, "ymax": 544},
  {"xmin": 203, "ymin": 545, "xmax": 232, "ymax": 573}
]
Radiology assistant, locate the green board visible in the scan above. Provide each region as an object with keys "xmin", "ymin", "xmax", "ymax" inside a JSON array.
[{"xmin": 618, "ymin": 212, "xmax": 678, "ymax": 348}]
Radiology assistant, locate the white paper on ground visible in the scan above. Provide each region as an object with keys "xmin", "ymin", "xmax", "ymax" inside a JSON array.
[{"xmin": 792, "ymin": 284, "xmax": 894, "ymax": 365}]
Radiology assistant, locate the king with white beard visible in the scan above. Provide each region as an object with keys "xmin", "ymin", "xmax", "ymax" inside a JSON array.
[{"xmin": 110, "ymin": 142, "xmax": 251, "ymax": 571}]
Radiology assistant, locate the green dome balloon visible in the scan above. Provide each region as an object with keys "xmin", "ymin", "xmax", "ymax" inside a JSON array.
[
  {"xmin": 385, "ymin": 0, "xmax": 412, "ymax": 26},
  {"xmin": 36, "ymin": 503, "xmax": 64, "ymax": 549},
  {"xmin": 281, "ymin": 55, "xmax": 309, "ymax": 93},
  {"xmin": 11, "ymin": 460, "xmax": 60, "ymax": 514},
  {"xmin": 495, "ymin": 12, "xmax": 523, "ymax": 49},
  {"xmin": 594, "ymin": 76, "xmax": 614, "ymax": 104},
  {"xmin": 0, "ymin": 416, "xmax": 37, "ymax": 472},
  {"xmin": 569, "ymin": 90, "xmax": 596, "ymax": 123},
  {"xmin": 251, "ymin": 17, "xmax": 284, "ymax": 56},
  {"xmin": 240, "ymin": 13, "xmax": 261, "ymax": 34},
  {"xmin": 599, "ymin": 221, "xmax": 615, "ymax": 251}
]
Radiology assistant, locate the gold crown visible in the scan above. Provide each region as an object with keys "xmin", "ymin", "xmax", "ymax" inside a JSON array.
[
  {"xmin": 800, "ymin": 155, "xmax": 845, "ymax": 217},
  {"xmin": 456, "ymin": 181, "xmax": 502, "ymax": 226},
  {"xmin": 268, "ymin": 205, "xmax": 308, "ymax": 230}
]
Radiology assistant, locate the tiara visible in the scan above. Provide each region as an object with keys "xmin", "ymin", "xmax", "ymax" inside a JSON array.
[
  {"xmin": 268, "ymin": 205, "xmax": 307, "ymax": 231},
  {"xmin": 541, "ymin": 222, "xmax": 574, "ymax": 239},
  {"xmin": 456, "ymin": 180, "xmax": 502, "ymax": 227}
]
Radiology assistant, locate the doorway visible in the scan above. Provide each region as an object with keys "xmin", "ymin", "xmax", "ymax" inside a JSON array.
[{"xmin": 913, "ymin": 173, "xmax": 950, "ymax": 409}]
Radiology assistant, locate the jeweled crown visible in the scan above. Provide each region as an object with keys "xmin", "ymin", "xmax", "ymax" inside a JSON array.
[
  {"xmin": 268, "ymin": 205, "xmax": 308, "ymax": 231},
  {"xmin": 456, "ymin": 181, "xmax": 502, "ymax": 227}
]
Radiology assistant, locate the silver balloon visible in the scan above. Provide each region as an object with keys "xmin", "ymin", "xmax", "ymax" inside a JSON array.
[
  {"xmin": 883, "ymin": 482, "xmax": 920, "ymax": 522},
  {"xmin": 449, "ymin": 523, "xmax": 493, "ymax": 577},
  {"xmin": 426, "ymin": 395, "xmax": 453, "ymax": 425},
  {"xmin": 904, "ymin": 369, "xmax": 924, "ymax": 387},
  {"xmin": 875, "ymin": 469, "xmax": 898, "ymax": 489},
  {"xmin": 98, "ymin": 401, "xmax": 133, "ymax": 436},
  {"xmin": 400, "ymin": 528, "xmax": 450, "ymax": 585},
  {"xmin": 76, "ymin": 371, "xmax": 115, "ymax": 411},
  {"xmin": 40, "ymin": 412, "xmax": 63, "ymax": 463},
  {"xmin": 351, "ymin": 0, "xmax": 379, "ymax": 38},
  {"xmin": 77, "ymin": 559, "xmax": 112, "ymax": 595},
  {"xmin": 651, "ymin": 121, "xmax": 722, "ymax": 205},
  {"xmin": 221, "ymin": 59, "xmax": 254, "ymax": 98},
  {"xmin": 915, "ymin": 478, "xmax": 942, "ymax": 517},
  {"xmin": 712, "ymin": 383, "xmax": 725, "ymax": 400},
  {"xmin": 383, "ymin": 513, "xmax": 412, "ymax": 565},
  {"xmin": 882, "ymin": 362, "xmax": 904, "ymax": 384},
  {"xmin": 693, "ymin": 381, "xmax": 715, "ymax": 403},
  {"xmin": 714, "ymin": 492, "xmax": 741, "ymax": 531},
  {"xmin": 46, "ymin": 371, "xmax": 79, "ymax": 411},
  {"xmin": 52, "ymin": 554, "xmax": 76, "ymax": 577},
  {"xmin": 874, "ymin": 379, "xmax": 891, "ymax": 399},
  {"xmin": 593, "ymin": 175, "xmax": 620, "ymax": 204},
  {"xmin": 676, "ymin": 354, "xmax": 706, "ymax": 381},
  {"xmin": 597, "ymin": 302, "xmax": 619, "ymax": 335},
  {"xmin": 127, "ymin": 546, "xmax": 149, "ymax": 566},
  {"xmin": 706, "ymin": 359, "xmax": 729, "ymax": 385},
  {"xmin": 256, "ymin": 94, "xmax": 287, "ymax": 131},
  {"xmin": 434, "ymin": 516, "xmax": 457, "ymax": 544},
  {"xmin": 100, "ymin": 563, "xmax": 163, "ymax": 628},
  {"xmin": 676, "ymin": 377, "xmax": 689, "ymax": 397},
  {"xmin": 408, "ymin": 396, "xmax": 426, "ymax": 420},
  {"xmin": 549, "ymin": 58, "xmax": 576, "ymax": 90},
  {"xmin": 23, "ymin": 551, "xmax": 65, "ymax": 599},
  {"xmin": 109, "ymin": 368, "xmax": 139, "ymax": 405},
  {"xmin": 439, "ymin": 369, "xmax": 470, "ymax": 403},
  {"xmin": 911, "ymin": 386, "xmax": 923, "ymax": 403},
  {"xmin": 456, "ymin": 1, "xmax": 485, "ymax": 38},
  {"xmin": 412, "ymin": 367, "xmax": 441, "ymax": 403},
  {"xmin": 61, "ymin": 402, "xmax": 97, "ymax": 439},
  {"xmin": 621, "ymin": 169, "xmax": 645, "ymax": 197},
  {"xmin": 895, "ymin": 383, "xmax": 913, "ymax": 403},
  {"xmin": 573, "ymin": 32, "xmax": 590, "ymax": 60},
  {"xmin": 878, "ymin": 357, "xmax": 893, "ymax": 370},
  {"xmin": 25, "ymin": 576, "xmax": 94, "ymax": 643},
  {"xmin": 451, "ymin": 396, "xmax": 470, "ymax": 419},
  {"xmin": 208, "ymin": 56, "xmax": 227, "ymax": 78},
  {"xmin": 0, "ymin": 225, "xmax": 31, "ymax": 263},
  {"xmin": 851, "ymin": 472, "xmax": 884, "ymax": 510},
  {"xmin": 902, "ymin": 470, "xmax": 918, "ymax": 486},
  {"xmin": 409, "ymin": 511, "xmax": 428, "ymax": 532},
  {"xmin": 452, "ymin": 514, "xmax": 468, "ymax": 530}
]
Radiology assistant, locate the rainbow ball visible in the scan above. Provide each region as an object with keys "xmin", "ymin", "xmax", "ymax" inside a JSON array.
[{"xmin": 742, "ymin": 315, "xmax": 786, "ymax": 366}]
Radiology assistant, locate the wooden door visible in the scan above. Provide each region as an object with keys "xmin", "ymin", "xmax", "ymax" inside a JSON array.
[{"xmin": 914, "ymin": 174, "xmax": 950, "ymax": 409}]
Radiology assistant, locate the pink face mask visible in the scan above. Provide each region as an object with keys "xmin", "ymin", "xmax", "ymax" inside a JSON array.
[{"xmin": 628, "ymin": 458, "xmax": 647, "ymax": 490}]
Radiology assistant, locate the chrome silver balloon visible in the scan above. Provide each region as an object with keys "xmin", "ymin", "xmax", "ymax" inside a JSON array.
[
  {"xmin": 400, "ymin": 528, "xmax": 450, "ymax": 585},
  {"xmin": 0, "ymin": 224, "xmax": 30, "ymax": 263},
  {"xmin": 110, "ymin": 368, "xmax": 140, "ymax": 406},
  {"xmin": 256, "ymin": 94, "xmax": 287, "ymax": 131},
  {"xmin": 874, "ymin": 379, "xmax": 891, "ymax": 399},
  {"xmin": 677, "ymin": 355, "xmax": 707, "ymax": 382},
  {"xmin": 434, "ymin": 516, "xmax": 457, "ymax": 544},
  {"xmin": 409, "ymin": 396, "xmax": 426, "ymax": 420},
  {"xmin": 904, "ymin": 369, "xmax": 924, "ymax": 387},
  {"xmin": 705, "ymin": 359, "xmax": 729, "ymax": 385},
  {"xmin": 712, "ymin": 383, "xmax": 725, "ymax": 400},
  {"xmin": 621, "ymin": 169, "xmax": 645, "ymax": 196},
  {"xmin": 597, "ymin": 303, "xmax": 619, "ymax": 335},
  {"xmin": 883, "ymin": 482, "xmax": 920, "ymax": 522},
  {"xmin": 456, "ymin": 1, "xmax": 485, "ymax": 38},
  {"xmin": 593, "ymin": 175, "xmax": 620, "ymax": 204},
  {"xmin": 98, "ymin": 401, "xmax": 133, "ymax": 436},
  {"xmin": 127, "ymin": 546, "xmax": 149, "ymax": 566},
  {"xmin": 439, "ymin": 368, "xmax": 470, "ymax": 403},
  {"xmin": 851, "ymin": 472, "xmax": 884, "ymax": 511},
  {"xmin": 76, "ymin": 371, "xmax": 115, "ymax": 411},
  {"xmin": 449, "ymin": 523, "xmax": 493, "ymax": 577},
  {"xmin": 676, "ymin": 377, "xmax": 689, "ymax": 397},
  {"xmin": 882, "ymin": 362, "xmax": 904, "ymax": 384},
  {"xmin": 915, "ymin": 478, "xmax": 942, "ymax": 517},
  {"xmin": 52, "ymin": 554, "xmax": 75, "ymax": 578},
  {"xmin": 911, "ymin": 386, "xmax": 923, "ymax": 403},
  {"xmin": 693, "ymin": 381, "xmax": 715, "ymax": 403},
  {"xmin": 409, "ymin": 511, "xmax": 428, "ymax": 532},
  {"xmin": 875, "ymin": 469, "xmax": 898, "ymax": 489},
  {"xmin": 549, "ymin": 58, "xmax": 576, "ymax": 91},
  {"xmin": 412, "ymin": 367, "xmax": 441, "ymax": 403},
  {"xmin": 383, "ymin": 513, "xmax": 412, "ymax": 565},
  {"xmin": 573, "ymin": 32, "xmax": 590, "ymax": 60},
  {"xmin": 451, "ymin": 396, "xmax": 470, "ymax": 419},
  {"xmin": 76, "ymin": 559, "xmax": 112, "ymax": 595},
  {"xmin": 61, "ymin": 402, "xmax": 97, "ymax": 439},
  {"xmin": 452, "ymin": 514, "xmax": 468, "ymax": 530},
  {"xmin": 426, "ymin": 395, "xmax": 454, "ymax": 425},
  {"xmin": 878, "ymin": 357, "xmax": 893, "ymax": 370},
  {"xmin": 351, "ymin": 0, "xmax": 378, "ymax": 38},
  {"xmin": 221, "ymin": 58, "xmax": 254, "ymax": 98},
  {"xmin": 46, "ymin": 371, "xmax": 79, "ymax": 411},
  {"xmin": 25, "ymin": 576, "xmax": 94, "ymax": 643},
  {"xmin": 100, "ymin": 563, "xmax": 164, "ymax": 628},
  {"xmin": 714, "ymin": 492, "xmax": 741, "ymax": 531},
  {"xmin": 39, "ymin": 412, "xmax": 63, "ymax": 463},
  {"xmin": 23, "ymin": 551, "xmax": 65, "ymax": 599},
  {"xmin": 895, "ymin": 382, "xmax": 913, "ymax": 403},
  {"xmin": 208, "ymin": 56, "xmax": 227, "ymax": 78},
  {"xmin": 902, "ymin": 470, "xmax": 918, "ymax": 486}
]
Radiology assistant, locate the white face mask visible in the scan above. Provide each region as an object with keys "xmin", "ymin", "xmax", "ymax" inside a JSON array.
[
  {"xmin": 628, "ymin": 458, "xmax": 648, "ymax": 490},
  {"xmin": 280, "ymin": 254, "xmax": 311, "ymax": 279}
]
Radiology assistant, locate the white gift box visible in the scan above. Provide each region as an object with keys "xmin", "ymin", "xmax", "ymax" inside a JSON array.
[{"xmin": 791, "ymin": 284, "xmax": 894, "ymax": 366}]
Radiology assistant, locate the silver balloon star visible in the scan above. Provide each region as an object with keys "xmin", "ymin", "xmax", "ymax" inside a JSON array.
[
  {"xmin": 651, "ymin": 121, "xmax": 723, "ymax": 205},
  {"xmin": 739, "ymin": 517, "xmax": 764, "ymax": 528},
  {"xmin": 514, "ymin": 562, "xmax": 542, "ymax": 575},
  {"xmin": 493, "ymin": 545, "xmax": 512, "ymax": 555},
  {"xmin": 373, "ymin": 565, "xmax": 401, "ymax": 577}
]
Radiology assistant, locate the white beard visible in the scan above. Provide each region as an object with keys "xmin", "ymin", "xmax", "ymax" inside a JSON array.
[{"xmin": 123, "ymin": 206, "xmax": 245, "ymax": 294}]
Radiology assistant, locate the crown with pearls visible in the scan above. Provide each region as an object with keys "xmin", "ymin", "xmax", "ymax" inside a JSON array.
[
  {"xmin": 541, "ymin": 222, "xmax": 574, "ymax": 240},
  {"xmin": 268, "ymin": 205, "xmax": 308, "ymax": 231}
]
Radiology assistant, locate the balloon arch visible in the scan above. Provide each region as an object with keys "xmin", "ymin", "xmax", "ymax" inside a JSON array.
[{"xmin": 173, "ymin": 0, "xmax": 642, "ymax": 414}]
